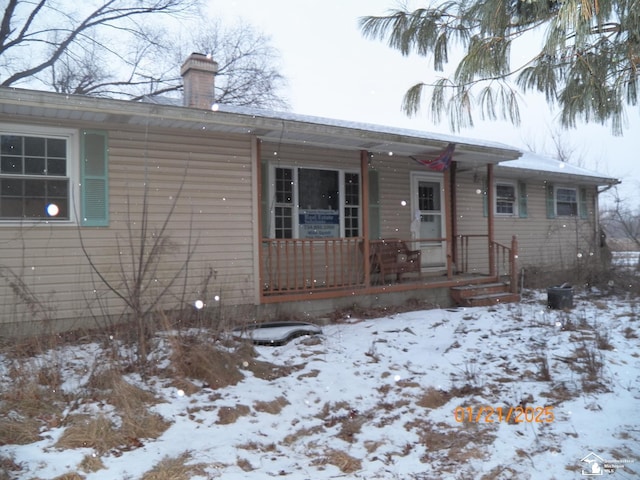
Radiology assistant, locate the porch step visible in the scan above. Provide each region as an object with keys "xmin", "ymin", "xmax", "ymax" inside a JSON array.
[{"xmin": 450, "ymin": 282, "xmax": 520, "ymax": 307}]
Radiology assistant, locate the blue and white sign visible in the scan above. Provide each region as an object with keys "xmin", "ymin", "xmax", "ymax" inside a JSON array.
[{"xmin": 299, "ymin": 210, "xmax": 339, "ymax": 238}]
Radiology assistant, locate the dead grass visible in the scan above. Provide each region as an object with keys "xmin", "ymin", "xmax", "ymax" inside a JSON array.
[
  {"xmin": 236, "ymin": 457, "xmax": 254, "ymax": 472},
  {"xmin": 282, "ymin": 425, "xmax": 325, "ymax": 445},
  {"xmin": 140, "ymin": 452, "xmax": 207, "ymax": 480},
  {"xmin": 169, "ymin": 339, "xmax": 245, "ymax": 389},
  {"xmin": 55, "ymin": 410, "xmax": 170, "ymax": 455},
  {"xmin": 253, "ymin": 396, "xmax": 289, "ymax": 414},
  {"xmin": 79, "ymin": 454, "xmax": 105, "ymax": 473},
  {"xmin": 51, "ymin": 473, "xmax": 85, "ymax": 480},
  {"xmin": 216, "ymin": 404, "xmax": 251, "ymax": 425},
  {"xmin": 55, "ymin": 414, "xmax": 122, "ymax": 454},
  {"xmin": 0, "ymin": 416, "xmax": 42, "ymax": 446},
  {"xmin": 311, "ymin": 448, "xmax": 362, "ymax": 474},
  {"xmin": 416, "ymin": 387, "xmax": 451, "ymax": 409}
]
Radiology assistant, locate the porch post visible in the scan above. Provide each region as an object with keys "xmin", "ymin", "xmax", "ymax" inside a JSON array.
[
  {"xmin": 255, "ymin": 138, "xmax": 265, "ymax": 303},
  {"xmin": 361, "ymin": 150, "xmax": 371, "ymax": 287},
  {"xmin": 511, "ymin": 235, "xmax": 518, "ymax": 293},
  {"xmin": 487, "ymin": 163, "xmax": 496, "ymax": 277},
  {"xmin": 450, "ymin": 161, "xmax": 458, "ymax": 275},
  {"xmin": 444, "ymin": 166, "xmax": 453, "ymax": 279}
]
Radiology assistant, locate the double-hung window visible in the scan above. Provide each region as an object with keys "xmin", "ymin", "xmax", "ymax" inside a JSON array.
[
  {"xmin": 269, "ymin": 166, "xmax": 360, "ymax": 239},
  {"xmin": 556, "ymin": 187, "xmax": 578, "ymax": 216},
  {"xmin": 0, "ymin": 128, "xmax": 74, "ymax": 221},
  {"xmin": 495, "ymin": 183, "xmax": 516, "ymax": 215}
]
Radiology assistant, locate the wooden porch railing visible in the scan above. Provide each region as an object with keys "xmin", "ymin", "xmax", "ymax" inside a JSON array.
[
  {"xmin": 457, "ymin": 234, "xmax": 518, "ymax": 293},
  {"xmin": 261, "ymin": 237, "xmax": 364, "ymax": 295}
]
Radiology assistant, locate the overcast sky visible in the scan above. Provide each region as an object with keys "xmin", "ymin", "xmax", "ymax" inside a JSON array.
[{"xmin": 206, "ymin": 0, "xmax": 639, "ymax": 205}]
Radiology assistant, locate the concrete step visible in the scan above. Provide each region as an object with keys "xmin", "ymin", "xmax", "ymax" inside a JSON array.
[
  {"xmin": 450, "ymin": 282, "xmax": 508, "ymax": 299},
  {"xmin": 450, "ymin": 282, "xmax": 520, "ymax": 307},
  {"xmin": 463, "ymin": 292, "xmax": 521, "ymax": 307}
]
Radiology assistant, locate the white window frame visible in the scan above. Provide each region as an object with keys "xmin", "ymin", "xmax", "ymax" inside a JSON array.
[
  {"xmin": 268, "ymin": 164, "xmax": 361, "ymax": 239},
  {"xmin": 494, "ymin": 181, "xmax": 517, "ymax": 216},
  {"xmin": 0, "ymin": 124, "xmax": 79, "ymax": 225},
  {"xmin": 555, "ymin": 186, "xmax": 578, "ymax": 217}
]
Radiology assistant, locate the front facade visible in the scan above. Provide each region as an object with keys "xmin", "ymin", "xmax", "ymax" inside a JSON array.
[{"xmin": 0, "ymin": 80, "xmax": 618, "ymax": 335}]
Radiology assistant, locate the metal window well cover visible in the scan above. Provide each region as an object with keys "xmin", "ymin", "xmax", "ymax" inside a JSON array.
[{"xmin": 232, "ymin": 322, "xmax": 323, "ymax": 346}]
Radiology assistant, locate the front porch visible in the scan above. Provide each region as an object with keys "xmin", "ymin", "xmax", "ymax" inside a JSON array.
[
  {"xmin": 259, "ymin": 234, "xmax": 519, "ymax": 305},
  {"xmin": 256, "ymin": 142, "xmax": 522, "ymax": 308}
]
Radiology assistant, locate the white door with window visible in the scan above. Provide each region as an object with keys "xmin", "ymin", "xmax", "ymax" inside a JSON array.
[{"xmin": 410, "ymin": 172, "xmax": 446, "ymax": 268}]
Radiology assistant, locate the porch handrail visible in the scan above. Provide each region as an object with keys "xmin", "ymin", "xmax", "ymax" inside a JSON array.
[
  {"xmin": 456, "ymin": 234, "xmax": 518, "ymax": 291},
  {"xmin": 490, "ymin": 235, "xmax": 518, "ymax": 293}
]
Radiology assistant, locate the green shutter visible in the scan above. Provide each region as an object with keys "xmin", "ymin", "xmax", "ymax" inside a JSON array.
[
  {"xmin": 546, "ymin": 184, "xmax": 555, "ymax": 219},
  {"xmin": 579, "ymin": 186, "xmax": 588, "ymax": 219},
  {"xmin": 368, "ymin": 169, "xmax": 380, "ymax": 239},
  {"xmin": 80, "ymin": 130, "xmax": 109, "ymax": 226},
  {"xmin": 518, "ymin": 181, "xmax": 528, "ymax": 218}
]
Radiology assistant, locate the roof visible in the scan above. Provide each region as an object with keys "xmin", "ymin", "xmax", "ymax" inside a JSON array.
[
  {"xmin": 495, "ymin": 151, "xmax": 620, "ymax": 186},
  {"xmin": 0, "ymin": 87, "xmax": 619, "ymax": 185},
  {"xmin": 0, "ymin": 87, "xmax": 520, "ymax": 165}
]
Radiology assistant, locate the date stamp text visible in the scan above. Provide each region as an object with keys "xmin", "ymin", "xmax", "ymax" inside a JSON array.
[{"xmin": 453, "ymin": 405, "xmax": 555, "ymax": 423}]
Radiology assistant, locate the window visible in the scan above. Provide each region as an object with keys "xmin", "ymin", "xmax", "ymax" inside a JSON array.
[
  {"xmin": 556, "ymin": 187, "xmax": 578, "ymax": 216},
  {"xmin": 344, "ymin": 173, "xmax": 360, "ymax": 238},
  {"xmin": 495, "ymin": 183, "xmax": 516, "ymax": 215},
  {"xmin": 0, "ymin": 126, "xmax": 109, "ymax": 226},
  {"xmin": 0, "ymin": 131, "xmax": 72, "ymax": 221},
  {"xmin": 274, "ymin": 167, "xmax": 293, "ymax": 238},
  {"xmin": 268, "ymin": 166, "xmax": 360, "ymax": 239}
]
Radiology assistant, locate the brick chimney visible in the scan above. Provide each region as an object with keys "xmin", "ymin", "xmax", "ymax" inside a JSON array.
[{"xmin": 180, "ymin": 53, "xmax": 218, "ymax": 109}]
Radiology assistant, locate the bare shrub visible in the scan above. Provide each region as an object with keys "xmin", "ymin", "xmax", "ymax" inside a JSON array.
[
  {"xmin": 595, "ymin": 330, "xmax": 614, "ymax": 350},
  {"xmin": 535, "ymin": 352, "xmax": 552, "ymax": 381}
]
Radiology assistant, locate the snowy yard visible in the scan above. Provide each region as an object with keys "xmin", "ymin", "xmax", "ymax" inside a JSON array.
[{"xmin": 1, "ymin": 290, "xmax": 639, "ymax": 479}]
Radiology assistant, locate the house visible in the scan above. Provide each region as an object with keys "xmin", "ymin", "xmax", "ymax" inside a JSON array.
[{"xmin": 0, "ymin": 54, "xmax": 619, "ymax": 336}]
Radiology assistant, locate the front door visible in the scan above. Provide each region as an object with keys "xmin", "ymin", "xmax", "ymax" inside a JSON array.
[{"xmin": 410, "ymin": 172, "xmax": 446, "ymax": 268}]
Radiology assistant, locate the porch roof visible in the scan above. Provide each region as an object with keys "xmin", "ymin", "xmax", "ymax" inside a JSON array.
[
  {"xmin": 0, "ymin": 87, "xmax": 521, "ymax": 166},
  {"xmin": 496, "ymin": 152, "xmax": 620, "ymax": 186}
]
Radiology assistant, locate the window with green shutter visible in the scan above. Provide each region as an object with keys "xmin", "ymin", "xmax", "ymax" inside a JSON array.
[
  {"xmin": 518, "ymin": 181, "xmax": 528, "ymax": 218},
  {"xmin": 546, "ymin": 184, "xmax": 556, "ymax": 218},
  {"xmin": 579, "ymin": 187, "xmax": 588, "ymax": 219},
  {"xmin": 80, "ymin": 130, "xmax": 109, "ymax": 226}
]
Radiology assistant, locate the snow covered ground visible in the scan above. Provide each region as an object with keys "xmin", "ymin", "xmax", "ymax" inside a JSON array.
[{"xmin": 1, "ymin": 289, "xmax": 639, "ymax": 479}]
